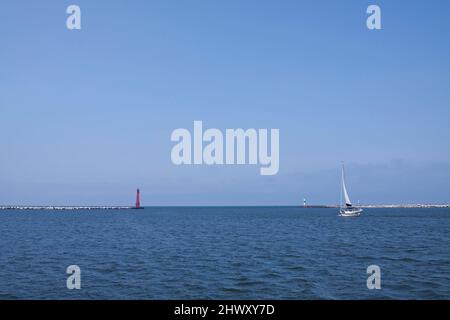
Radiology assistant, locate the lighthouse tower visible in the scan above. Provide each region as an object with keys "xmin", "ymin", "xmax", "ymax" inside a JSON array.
[
  {"xmin": 136, "ymin": 188, "xmax": 141, "ymax": 208},
  {"xmin": 132, "ymin": 188, "xmax": 143, "ymax": 209}
]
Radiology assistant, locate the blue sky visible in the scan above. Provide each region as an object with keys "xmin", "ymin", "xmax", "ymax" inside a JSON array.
[{"xmin": 1, "ymin": 0, "xmax": 449, "ymax": 205}]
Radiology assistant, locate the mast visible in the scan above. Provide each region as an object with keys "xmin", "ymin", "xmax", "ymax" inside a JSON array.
[{"xmin": 340, "ymin": 164, "xmax": 343, "ymax": 209}]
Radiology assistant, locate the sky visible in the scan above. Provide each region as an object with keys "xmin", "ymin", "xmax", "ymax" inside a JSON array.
[{"xmin": 1, "ymin": 0, "xmax": 450, "ymax": 206}]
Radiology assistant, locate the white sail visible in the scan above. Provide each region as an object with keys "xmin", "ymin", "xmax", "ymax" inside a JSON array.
[{"xmin": 342, "ymin": 165, "xmax": 352, "ymax": 206}]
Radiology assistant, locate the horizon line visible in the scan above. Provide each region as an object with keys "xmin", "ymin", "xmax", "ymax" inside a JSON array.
[{"xmin": 2, "ymin": 203, "xmax": 450, "ymax": 210}]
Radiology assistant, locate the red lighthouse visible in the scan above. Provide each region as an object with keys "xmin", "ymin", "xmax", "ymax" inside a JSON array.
[{"xmin": 133, "ymin": 188, "xmax": 143, "ymax": 209}]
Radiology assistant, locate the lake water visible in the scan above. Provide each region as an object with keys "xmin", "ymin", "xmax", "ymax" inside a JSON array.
[{"xmin": 0, "ymin": 207, "xmax": 449, "ymax": 299}]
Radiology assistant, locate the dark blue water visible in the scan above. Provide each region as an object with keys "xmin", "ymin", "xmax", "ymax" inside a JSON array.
[{"xmin": 0, "ymin": 207, "xmax": 449, "ymax": 299}]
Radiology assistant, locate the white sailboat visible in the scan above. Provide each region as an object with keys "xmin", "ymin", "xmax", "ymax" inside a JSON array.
[{"xmin": 339, "ymin": 163, "xmax": 363, "ymax": 217}]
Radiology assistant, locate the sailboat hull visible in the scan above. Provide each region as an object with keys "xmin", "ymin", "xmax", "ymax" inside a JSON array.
[{"xmin": 339, "ymin": 208, "xmax": 363, "ymax": 217}]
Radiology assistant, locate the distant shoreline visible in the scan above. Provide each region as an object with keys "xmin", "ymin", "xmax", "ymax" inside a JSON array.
[
  {"xmin": 301, "ymin": 204, "xmax": 450, "ymax": 209},
  {"xmin": 1, "ymin": 204, "xmax": 450, "ymax": 210},
  {"xmin": 0, "ymin": 206, "xmax": 134, "ymax": 210}
]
